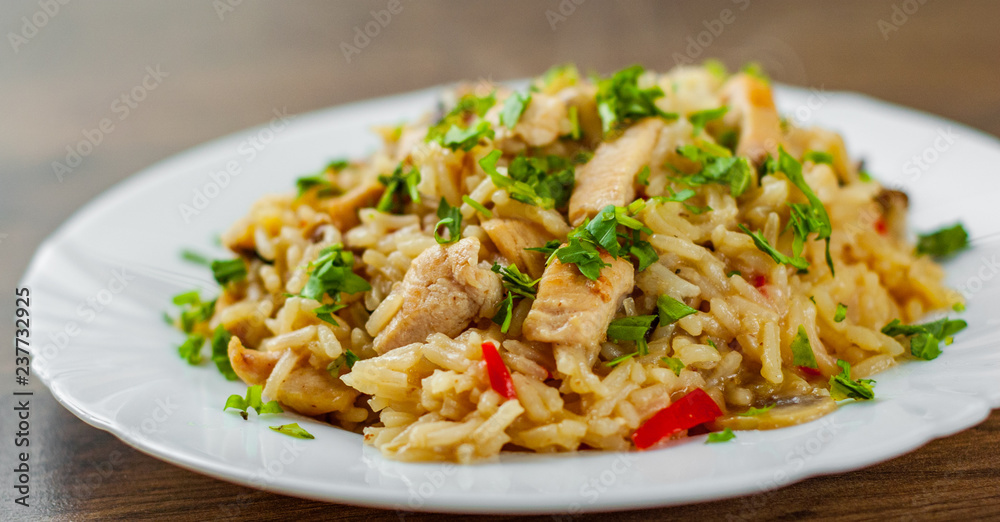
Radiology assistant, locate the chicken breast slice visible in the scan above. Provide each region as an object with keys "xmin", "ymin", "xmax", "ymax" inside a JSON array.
[
  {"xmin": 568, "ymin": 117, "xmax": 664, "ymax": 225},
  {"xmin": 481, "ymin": 218, "xmax": 555, "ymax": 279},
  {"xmin": 513, "ymin": 92, "xmax": 568, "ymax": 147},
  {"xmin": 373, "ymin": 237, "xmax": 502, "ymax": 354},
  {"xmin": 320, "ymin": 182, "xmax": 384, "ymax": 231},
  {"xmin": 522, "ymin": 252, "xmax": 635, "ymax": 346},
  {"xmin": 721, "ymin": 74, "xmax": 785, "ymax": 165}
]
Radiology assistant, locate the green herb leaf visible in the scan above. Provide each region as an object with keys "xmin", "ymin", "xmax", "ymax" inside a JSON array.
[
  {"xmin": 492, "ymin": 262, "xmax": 539, "ymax": 299},
  {"xmin": 790, "ymin": 325, "xmax": 818, "ymax": 369},
  {"xmin": 500, "ymin": 91, "xmax": 531, "ymax": 129},
  {"xmin": 298, "ymin": 244, "xmax": 371, "ymax": 304},
  {"xmin": 741, "ymin": 62, "xmax": 770, "ymax": 83},
  {"xmin": 567, "ymin": 105, "xmax": 581, "ymax": 140},
  {"xmin": 676, "ymin": 143, "xmax": 752, "ymax": 198},
  {"xmin": 269, "ymin": 423, "xmax": 315, "ymax": 439},
  {"xmin": 858, "ymin": 170, "xmax": 873, "ymax": 182},
  {"xmin": 326, "ymin": 350, "xmax": 361, "ymax": 375},
  {"xmin": 211, "ymin": 258, "xmax": 247, "ymax": 286},
  {"xmin": 605, "ymin": 351, "xmax": 638, "ymax": 367},
  {"xmin": 492, "ymin": 293, "xmax": 514, "ymax": 333},
  {"xmin": 637, "ymin": 165, "xmax": 651, "ymax": 186},
  {"xmin": 295, "ymin": 160, "xmax": 347, "ymax": 198},
  {"xmin": 224, "ymin": 385, "xmax": 284, "ymax": 420},
  {"xmin": 554, "ymin": 237, "xmax": 610, "ymax": 281},
  {"xmin": 178, "ymin": 334, "xmax": 205, "ymax": 365},
  {"xmin": 629, "ymin": 239, "xmax": 659, "ymax": 272},
  {"xmin": 462, "ymin": 195, "xmax": 493, "ymax": 218},
  {"xmin": 376, "ymin": 163, "xmax": 421, "ymax": 214},
  {"xmin": 776, "ymin": 147, "xmax": 834, "ymax": 275},
  {"xmin": 181, "ymin": 249, "xmax": 211, "ymax": 266},
  {"xmin": 535, "ymin": 63, "xmax": 580, "ymax": 93},
  {"xmin": 737, "ymin": 404, "xmax": 775, "ymax": 417},
  {"xmin": 738, "ymin": 224, "xmax": 810, "ymax": 271},
  {"xmin": 881, "ymin": 317, "xmax": 967, "ymax": 360},
  {"xmin": 660, "ymin": 357, "xmax": 685, "ymax": 376},
  {"xmin": 834, "ymin": 303, "xmax": 847, "ymax": 323},
  {"xmin": 916, "ymin": 223, "xmax": 969, "ymax": 258},
  {"xmin": 829, "ymin": 360, "xmax": 875, "ymax": 401},
  {"xmin": 313, "ymin": 302, "xmax": 347, "ymax": 326},
  {"xmin": 426, "ymin": 92, "xmax": 496, "ymax": 143},
  {"xmin": 688, "ymin": 106, "xmax": 728, "ymax": 135},
  {"xmin": 706, "ymin": 427, "xmax": 736, "ymax": 443},
  {"xmin": 442, "ymin": 120, "xmax": 495, "ymax": 151},
  {"xmin": 596, "ymin": 65, "xmax": 677, "ymax": 136},
  {"xmin": 479, "ymin": 150, "xmax": 576, "ymax": 210},
  {"xmin": 656, "ymin": 294, "xmax": 697, "ymax": 325},
  {"xmin": 726, "ymin": 270, "xmax": 741, "ymax": 277},
  {"xmin": 434, "ymin": 197, "xmax": 462, "ymax": 244},
  {"xmin": 525, "ymin": 239, "xmax": 562, "ymax": 258},
  {"xmin": 210, "ymin": 326, "xmax": 238, "ymax": 380},
  {"xmin": 607, "ymin": 315, "xmax": 657, "ymax": 356},
  {"xmin": 803, "ymin": 151, "xmax": 834, "ymax": 165}
]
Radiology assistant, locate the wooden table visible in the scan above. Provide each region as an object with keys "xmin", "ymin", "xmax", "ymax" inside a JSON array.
[{"xmin": 2, "ymin": 1, "xmax": 998, "ymax": 519}]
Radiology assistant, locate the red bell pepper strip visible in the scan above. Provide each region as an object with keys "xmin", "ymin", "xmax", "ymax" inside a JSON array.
[
  {"xmin": 632, "ymin": 388, "xmax": 723, "ymax": 450},
  {"xmin": 799, "ymin": 365, "xmax": 822, "ymax": 377},
  {"xmin": 482, "ymin": 342, "xmax": 517, "ymax": 400}
]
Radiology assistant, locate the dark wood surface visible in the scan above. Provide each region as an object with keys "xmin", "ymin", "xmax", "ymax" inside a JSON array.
[{"xmin": 2, "ymin": 1, "xmax": 999, "ymax": 519}]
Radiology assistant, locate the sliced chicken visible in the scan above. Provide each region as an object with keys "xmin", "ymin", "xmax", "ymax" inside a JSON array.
[
  {"xmin": 228, "ymin": 336, "xmax": 358, "ymax": 415},
  {"xmin": 568, "ymin": 117, "xmax": 663, "ymax": 225},
  {"xmin": 513, "ymin": 92, "xmax": 567, "ymax": 147},
  {"xmin": 721, "ymin": 74, "xmax": 784, "ymax": 165},
  {"xmin": 522, "ymin": 252, "xmax": 635, "ymax": 346},
  {"xmin": 481, "ymin": 218, "xmax": 555, "ymax": 279},
  {"xmin": 373, "ymin": 237, "xmax": 502, "ymax": 354},
  {"xmin": 320, "ymin": 182, "xmax": 384, "ymax": 231}
]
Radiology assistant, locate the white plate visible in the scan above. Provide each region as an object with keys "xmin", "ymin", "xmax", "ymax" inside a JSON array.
[{"xmin": 24, "ymin": 84, "xmax": 1000, "ymax": 514}]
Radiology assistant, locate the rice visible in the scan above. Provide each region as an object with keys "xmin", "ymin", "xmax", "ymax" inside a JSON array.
[{"xmin": 191, "ymin": 62, "xmax": 965, "ymax": 463}]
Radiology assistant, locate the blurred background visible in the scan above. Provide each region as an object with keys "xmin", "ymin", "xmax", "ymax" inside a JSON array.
[{"xmin": 1, "ymin": 1, "xmax": 998, "ymax": 519}]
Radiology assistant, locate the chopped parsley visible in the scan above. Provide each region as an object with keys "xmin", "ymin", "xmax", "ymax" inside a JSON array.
[
  {"xmin": 916, "ymin": 223, "xmax": 969, "ymax": 258},
  {"xmin": 706, "ymin": 428, "xmax": 736, "ymax": 443},
  {"xmin": 567, "ymin": 105, "xmax": 581, "ymax": 140},
  {"xmin": 637, "ymin": 165, "xmax": 651, "ymax": 186},
  {"xmin": 442, "ymin": 120, "xmax": 495, "ymax": 151},
  {"xmin": 605, "ymin": 351, "xmax": 637, "ymax": 368},
  {"xmin": 607, "ymin": 315, "xmax": 658, "ymax": 356},
  {"xmin": 596, "ymin": 65, "xmax": 677, "ymax": 136},
  {"xmin": 434, "ymin": 197, "xmax": 462, "ymax": 244},
  {"xmin": 211, "ymin": 258, "xmax": 247, "ymax": 286},
  {"xmin": 676, "ymin": 143, "xmax": 752, "ymax": 198},
  {"xmin": 224, "ymin": 385, "xmax": 283, "ymax": 420},
  {"xmin": 535, "ymin": 63, "xmax": 580, "ymax": 93},
  {"xmin": 426, "ymin": 92, "xmax": 496, "ymax": 144},
  {"xmin": 500, "ymin": 91, "xmax": 531, "ymax": 129},
  {"xmin": 829, "ymin": 360, "xmax": 875, "ymax": 401},
  {"xmin": 490, "ymin": 263, "xmax": 540, "ymax": 334},
  {"xmin": 269, "ymin": 423, "xmax": 315, "ymax": 439},
  {"xmin": 738, "ymin": 404, "xmax": 775, "ymax": 417},
  {"xmin": 313, "ymin": 303, "xmax": 347, "ymax": 326},
  {"xmin": 802, "ymin": 151, "xmax": 834, "ymax": 165},
  {"xmin": 657, "ymin": 294, "xmax": 697, "ymax": 324},
  {"xmin": 181, "ymin": 249, "xmax": 210, "ymax": 266},
  {"xmin": 834, "ymin": 303, "xmax": 847, "ymax": 323},
  {"xmin": 376, "ymin": 163, "xmax": 421, "ymax": 214},
  {"xmin": 210, "ymin": 326, "xmax": 238, "ymax": 381},
  {"xmin": 660, "ymin": 356, "xmax": 685, "ymax": 376},
  {"xmin": 170, "ymin": 290, "xmax": 216, "ymax": 334},
  {"xmin": 295, "ymin": 159, "xmax": 347, "ymax": 198},
  {"xmin": 462, "ymin": 195, "xmax": 493, "ymax": 218},
  {"xmin": 738, "ymin": 224, "xmax": 810, "ymax": 271},
  {"xmin": 327, "ymin": 350, "xmax": 360, "ymax": 374},
  {"xmin": 727, "ymin": 270, "xmax": 741, "ymax": 277},
  {"xmin": 881, "ymin": 317, "xmax": 968, "ymax": 360},
  {"xmin": 554, "ymin": 238, "xmax": 610, "ymax": 280},
  {"xmin": 178, "ymin": 334, "xmax": 205, "ymax": 365},
  {"xmin": 774, "ymin": 147, "xmax": 834, "ymax": 274},
  {"xmin": 652, "ymin": 188, "xmax": 712, "ymax": 214},
  {"xmin": 688, "ymin": 106, "xmax": 728, "ymax": 135},
  {"xmin": 525, "ymin": 239, "xmax": 562, "ymax": 258},
  {"xmin": 298, "ymin": 244, "xmax": 371, "ymax": 326},
  {"xmin": 790, "ymin": 325, "xmax": 818, "ymax": 369},
  {"xmin": 858, "ymin": 170, "xmax": 873, "ymax": 182},
  {"xmin": 478, "ymin": 150, "xmax": 576, "ymax": 210},
  {"xmin": 741, "ymin": 62, "xmax": 770, "ymax": 83}
]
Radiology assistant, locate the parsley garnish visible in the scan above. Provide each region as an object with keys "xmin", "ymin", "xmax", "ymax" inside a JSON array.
[
  {"xmin": 269, "ymin": 423, "xmax": 315, "ymax": 439},
  {"xmin": 210, "ymin": 325, "xmax": 238, "ymax": 380},
  {"xmin": 803, "ymin": 151, "xmax": 834, "ymax": 165},
  {"xmin": 688, "ymin": 106, "xmax": 728, "ymax": 135},
  {"xmin": 607, "ymin": 315, "xmax": 658, "ymax": 356},
  {"xmin": 881, "ymin": 317, "xmax": 967, "ymax": 360},
  {"xmin": 834, "ymin": 303, "xmax": 847, "ymax": 323},
  {"xmin": 738, "ymin": 224, "xmax": 810, "ymax": 271},
  {"xmin": 535, "ymin": 63, "xmax": 580, "ymax": 93},
  {"xmin": 547, "ymin": 201, "xmax": 657, "ymax": 280},
  {"xmin": 299, "ymin": 244, "xmax": 371, "ymax": 326},
  {"xmin": 637, "ymin": 165, "xmax": 651, "ymax": 186},
  {"xmin": 706, "ymin": 428, "xmax": 736, "ymax": 443},
  {"xmin": 829, "ymin": 360, "xmax": 875, "ymax": 401},
  {"xmin": 491, "ymin": 263, "xmax": 539, "ymax": 333},
  {"xmin": 657, "ymin": 294, "xmax": 697, "ymax": 324},
  {"xmin": 741, "ymin": 62, "xmax": 770, "ymax": 83},
  {"xmin": 434, "ymin": 197, "xmax": 462, "ymax": 244},
  {"xmin": 211, "ymin": 258, "xmax": 247, "ymax": 286},
  {"xmin": 660, "ymin": 357, "xmax": 685, "ymax": 376},
  {"xmin": 738, "ymin": 404, "xmax": 775, "ymax": 417},
  {"xmin": 916, "ymin": 223, "xmax": 969, "ymax": 258},
  {"xmin": 426, "ymin": 92, "xmax": 496, "ymax": 144},
  {"xmin": 326, "ymin": 350, "xmax": 360, "ymax": 375},
  {"xmin": 313, "ymin": 303, "xmax": 347, "ymax": 327},
  {"xmin": 478, "ymin": 150, "xmax": 575, "ymax": 210},
  {"xmin": 774, "ymin": 147, "xmax": 834, "ymax": 274},
  {"xmin": 224, "ymin": 385, "xmax": 283, "ymax": 420},
  {"xmin": 376, "ymin": 163, "xmax": 421, "ymax": 214},
  {"xmin": 178, "ymin": 334, "xmax": 205, "ymax": 365},
  {"xmin": 790, "ymin": 325, "xmax": 818, "ymax": 369},
  {"xmin": 500, "ymin": 91, "xmax": 531, "ymax": 129},
  {"xmin": 676, "ymin": 143, "xmax": 752, "ymax": 198},
  {"xmin": 525, "ymin": 239, "xmax": 562, "ymax": 258},
  {"xmin": 596, "ymin": 65, "xmax": 677, "ymax": 136},
  {"xmin": 567, "ymin": 105, "xmax": 581, "ymax": 140},
  {"xmin": 442, "ymin": 120, "xmax": 494, "ymax": 151},
  {"xmin": 181, "ymin": 249, "xmax": 210, "ymax": 266},
  {"xmin": 651, "ymin": 188, "xmax": 712, "ymax": 215},
  {"xmin": 858, "ymin": 170, "xmax": 873, "ymax": 182},
  {"xmin": 295, "ymin": 160, "xmax": 347, "ymax": 198},
  {"xmin": 554, "ymin": 238, "xmax": 610, "ymax": 280},
  {"xmin": 462, "ymin": 195, "xmax": 493, "ymax": 218},
  {"xmin": 170, "ymin": 290, "xmax": 216, "ymax": 334}
]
